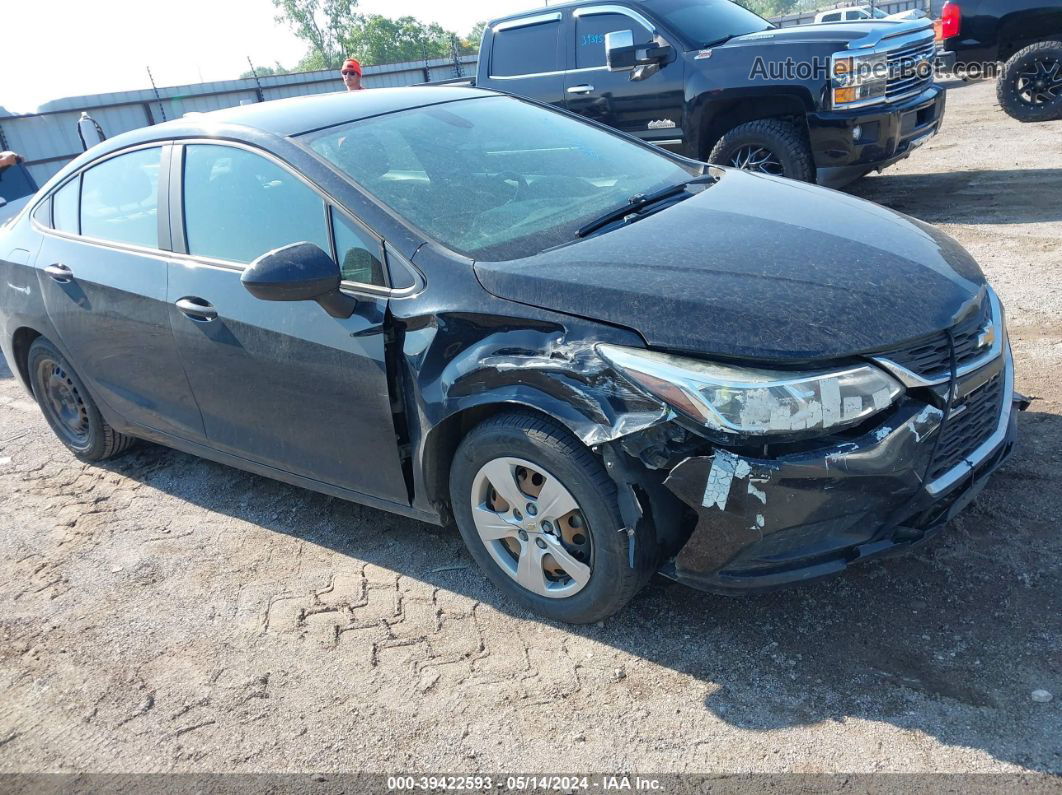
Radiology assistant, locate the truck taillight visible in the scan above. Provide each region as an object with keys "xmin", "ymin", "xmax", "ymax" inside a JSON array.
[{"xmin": 941, "ymin": 2, "xmax": 961, "ymax": 39}]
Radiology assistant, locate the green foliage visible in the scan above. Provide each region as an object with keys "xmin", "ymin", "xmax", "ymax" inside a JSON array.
[
  {"xmin": 272, "ymin": 0, "xmax": 359, "ymax": 70},
  {"xmin": 344, "ymin": 14, "xmax": 452, "ymax": 64},
  {"xmin": 239, "ymin": 63, "xmax": 290, "ymax": 79},
  {"xmin": 460, "ymin": 22, "xmax": 487, "ymax": 55}
]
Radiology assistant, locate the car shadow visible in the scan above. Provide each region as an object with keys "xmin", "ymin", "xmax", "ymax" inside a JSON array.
[
  {"xmin": 849, "ymin": 168, "xmax": 1062, "ymax": 225},
  {"xmin": 86, "ymin": 407, "xmax": 1061, "ymax": 773}
]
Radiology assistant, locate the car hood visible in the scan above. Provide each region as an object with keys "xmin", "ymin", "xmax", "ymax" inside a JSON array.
[
  {"xmin": 473, "ymin": 169, "xmax": 987, "ymax": 363},
  {"xmin": 721, "ymin": 19, "xmax": 928, "ymax": 48}
]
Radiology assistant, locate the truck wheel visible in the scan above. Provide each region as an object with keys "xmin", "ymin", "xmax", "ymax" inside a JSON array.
[
  {"xmin": 708, "ymin": 119, "xmax": 815, "ymax": 182},
  {"xmin": 997, "ymin": 41, "xmax": 1062, "ymax": 123},
  {"xmin": 449, "ymin": 411, "xmax": 653, "ymax": 624},
  {"xmin": 27, "ymin": 338, "xmax": 136, "ymax": 462}
]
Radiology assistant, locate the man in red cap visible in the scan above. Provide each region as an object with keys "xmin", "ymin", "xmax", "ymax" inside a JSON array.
[{"xmin": 340, "ymin": 58, "xmax": 364, "ymax": 91}]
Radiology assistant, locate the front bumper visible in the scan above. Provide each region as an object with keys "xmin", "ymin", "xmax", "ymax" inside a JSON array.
[
  {"xmin": 808, "ymin": 85, "xmax": 946, "ymax": 188},
  {"xmin": 660, "ymin": 345, "xmax": 1021, "ymax": 594}
]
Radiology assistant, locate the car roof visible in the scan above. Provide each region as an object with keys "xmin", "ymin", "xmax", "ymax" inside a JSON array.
[{"xmin": 119, "ymin": 85, "xmax": 493, "ymax": 145}]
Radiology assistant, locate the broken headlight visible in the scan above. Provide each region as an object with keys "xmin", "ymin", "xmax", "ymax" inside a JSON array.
[{"xmin": 597, "ymin": 344, "xmax": 903, "ymax": 437}]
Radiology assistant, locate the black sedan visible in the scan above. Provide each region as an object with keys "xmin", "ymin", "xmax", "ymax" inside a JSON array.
[{"xmin": 0, "ymin": 87, "xmax": 1022, "ymax": 623}]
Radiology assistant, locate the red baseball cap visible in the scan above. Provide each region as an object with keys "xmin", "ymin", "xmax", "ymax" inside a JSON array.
[{"xmin": 341, "ymin": 58, "xmax": 362, "ymax": 76}]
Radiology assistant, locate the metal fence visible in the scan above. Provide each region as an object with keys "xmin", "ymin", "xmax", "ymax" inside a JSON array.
[{"xmin": 0, "ymin": 55, "xmax": 478, "ymax": 187}]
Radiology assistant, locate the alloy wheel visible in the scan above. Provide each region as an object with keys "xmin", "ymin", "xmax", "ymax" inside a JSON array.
[
  {"xmin": 470, "ymin": 456, "xmax": 592, "ymax": 599},
  {"xmin": 729, "ymin": 145, "xmax": 785, "ymax": 175},
  {"xmin": 1016, "ymin": 56, "xmax": 1062, "ymax": 106}
]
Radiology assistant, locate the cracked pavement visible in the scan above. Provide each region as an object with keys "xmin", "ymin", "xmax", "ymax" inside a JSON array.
[{"xmin": 0, "ymin": 79, "xmax": 1059, "ymax": 774}]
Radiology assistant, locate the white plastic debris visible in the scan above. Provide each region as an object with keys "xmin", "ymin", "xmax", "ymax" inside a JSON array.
[{"xmin": 1031, "ymin": 689, "xmax": 1053, "ymax": 703}]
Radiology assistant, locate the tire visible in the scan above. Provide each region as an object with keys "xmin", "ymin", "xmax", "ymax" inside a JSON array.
[
  {"xmin": 708, "ymin": 119, "xmax": 815, "ymax": 183},
  {"xmin": 997, "ymin": 41, "xmax": 1062, "ymax": 123},
  {"xmin": 27, "ymin": 338, "xmax": 136, "ymax": 462},
  {"xmin": 449, "ymin": 411, "xmax": 652, "ymax": 624}
]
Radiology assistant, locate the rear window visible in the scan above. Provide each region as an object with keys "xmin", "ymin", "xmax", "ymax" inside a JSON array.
[{"xmin": 490, "ymin": 19, "xmax": 562, "ymax": 76}]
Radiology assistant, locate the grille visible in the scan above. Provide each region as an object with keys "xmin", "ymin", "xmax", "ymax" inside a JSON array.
[
  {"xmin": 886, "ymin": 38, "xmax": 936, "ymax": 101},
  {"xmin": 926, "ymin": 373, "xmax": 1004, "ymax": 482},
  {"xmin": 878, "ymin": 299, "xmax": 992, "ymax": 379}
]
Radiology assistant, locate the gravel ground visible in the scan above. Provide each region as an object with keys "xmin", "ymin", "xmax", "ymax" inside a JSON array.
[{"xmin": 0, "ymin": 78, "xmax": 1059, "ymax": 776}]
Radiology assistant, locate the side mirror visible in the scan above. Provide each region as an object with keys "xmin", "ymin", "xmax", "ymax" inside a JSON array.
[
  {"xmin": 605, "ymin": 30, "xmax": 673, "ymax": 72},
  {"xmin": 241, "ymin": 242, "xmax": 357, "ymax": 319}
]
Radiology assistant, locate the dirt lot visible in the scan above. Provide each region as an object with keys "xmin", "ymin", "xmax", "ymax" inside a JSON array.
[{"xmin": 0, "ymin": 78, "xmax": 1060, "ymax": 776}]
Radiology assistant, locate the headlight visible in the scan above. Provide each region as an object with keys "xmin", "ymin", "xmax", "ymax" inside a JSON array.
[
  {"xmin": 597, "ymin": 344, "xmax": 903, "ymax": 437},
  {"xmin": 832, "ymin": 51, "xmax": 888, "ymax": 107}
]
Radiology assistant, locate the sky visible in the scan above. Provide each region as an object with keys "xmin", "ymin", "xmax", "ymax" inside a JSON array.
[{"xmin": 1, "ymin": 0, "xmax": 537, "ymax": 113}]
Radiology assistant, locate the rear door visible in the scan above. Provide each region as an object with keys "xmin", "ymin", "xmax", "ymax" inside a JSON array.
[
  {"xmin": 35, "ymin": 144, "xmax": 205, "ymax": 439},
  {"xmin": 165, "ymin": 141, "xmax": 409, "ymax": 503},
  {"xmin": 563, "ymin": 6, "xmax": 687, "ymax": 149},
  {"xmin": 483, "ymin": 13, "xmax": 566, "ymax": 106}
]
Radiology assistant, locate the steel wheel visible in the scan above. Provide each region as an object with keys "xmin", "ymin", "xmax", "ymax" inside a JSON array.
[
  {"xmin": 36, "ymin": 357, "xmax": 90, "ymax": 446},
  {"xmin": 470, "ymin": 456, "xmax": 592, "ymax": 599},
  {"xmin": 729, "ymin": 145, "xmax": 785, "ymax": 175},
  {"xmin": 1016, "ymin": 55, "xmax": 1062, "ymax": 106}
]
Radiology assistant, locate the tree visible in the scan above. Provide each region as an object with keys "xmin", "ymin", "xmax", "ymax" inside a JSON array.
[
  {"xmin": 460, "ymin": 21, "xmax": 487, "ymax": 55},
  {"xmin": 272, "ymin": 0, "xmax": 359, "ymax": 70},
  {"xmin": 344, "ymin": 15, "xmax": 453, "ymax": 65},
  {"xmin": 240, "ymin": 62, "xmax": 290, "ymax": 79}
]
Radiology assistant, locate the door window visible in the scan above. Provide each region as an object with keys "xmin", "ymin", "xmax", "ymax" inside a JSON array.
[
  {"xmin": 821, "ymin": 12, "xmax": 842, "ymax": 21},
  {"xmin": 575, "ymin": 13, "xmax": 653, "ymax": 69},
  {"xmin": 490, "ymin": 20, "xmax": 562, "ymax": 76},
  {"xmin": 80, "ymin": 147, "xmax": 161, "ymax": 248},
  {"xmin": 182, "ymin": 144, "xmax": 330, "ymax": 264},
  {"xmin": 52, "ymin": 177, "xmax": 80, "ymax": 234},
  {"xmin": 331, "ymin": 208, "xmax": 386, "ymax": 286},
  {"xmin": 846, "ymin": 10, "xmax": 868, "ymax": 20}
]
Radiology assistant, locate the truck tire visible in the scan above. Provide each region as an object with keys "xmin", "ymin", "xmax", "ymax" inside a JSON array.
[
  {"xmin": 997, "ymin": 41, "xmax": 1062, "ymax": 123},
  {"xmin": 449, "ymin": 411, "xmax": 654, "ymax": 624},
  {"xmin": 708, "ymin": 119, "xmax": 815, "ymax": 182},
  {"xmin": 27, "ymin": 337, "xmax": 137, "ymax": 462}
]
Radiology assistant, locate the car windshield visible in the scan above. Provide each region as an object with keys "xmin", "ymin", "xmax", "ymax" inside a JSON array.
[
  {"xmin": 871, "ymin": 8, "xmax": 889, "ymax": 18},
  {"xmin": 650, "ymin": 0, "xmax": 773, "ymax": 48},
  {"xmin": 301, "ymin": 95, "xmax": 696, "ymax": 261}
]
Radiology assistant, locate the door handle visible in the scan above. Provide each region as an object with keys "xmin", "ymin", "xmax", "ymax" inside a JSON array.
[
  {"xmin": 44, "ymin": 263, "xmax": 73, "ymax": 283},
  {"xmin": 566, "ymin": 84, "xmax": 594, "ymax": 95},
  {"xmin": 175, "ymin": 297, "xmax": 218, "ymax": 322}
]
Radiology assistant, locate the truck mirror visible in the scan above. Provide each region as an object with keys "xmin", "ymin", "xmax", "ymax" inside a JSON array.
[
  {"xmin": 606, "ymin": 30, "xmax": 637, "ymax": 71},
  {"xmin": 606, "ymin": 30, "xmax": 674, "ymax": 73}
]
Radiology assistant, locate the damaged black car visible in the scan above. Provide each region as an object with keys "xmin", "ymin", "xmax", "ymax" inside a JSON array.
[{"xmin": 0, "ymin": 87, "xmax": 1024, "ymax": 623}]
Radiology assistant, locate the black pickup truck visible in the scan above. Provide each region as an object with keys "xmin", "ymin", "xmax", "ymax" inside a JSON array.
[
  {"xmin": 940, "ymin": 0, "xmax": 1062, "ymax": 121},
  {"xmin": 473, "ymin": 0, "xmax": 945, "ymax": 186}
]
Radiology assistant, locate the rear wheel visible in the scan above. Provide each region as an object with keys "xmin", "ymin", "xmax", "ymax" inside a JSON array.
[
  {"xmin": 27, "ymin": 338, "xmax": 136, "ymax": 461},
  {"xmin": 449, "ymin": 412, "xmax": 652, "ymax": 623},
  {"xmin": 708, "ymin": 119, "xmax": 815, "ymax": 183},
  {"xmin": 997, "ymin": 41, "xmax": 1062, "ymax": 122}
]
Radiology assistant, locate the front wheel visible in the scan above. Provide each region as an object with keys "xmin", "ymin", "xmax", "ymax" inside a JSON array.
[
  {"xmin": 449, "ymin": 412, "xmax": 653, "ymax": 624},
  {"xmin": 708, "ymin": 119, "xmax": 815, "ymax": 183},
  {"xmin": 997, "ymin": 41, "xmax": 1062, "ymax": 122}
]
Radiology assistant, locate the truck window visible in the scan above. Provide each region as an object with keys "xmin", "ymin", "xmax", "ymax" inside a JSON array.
[
  {"xmin": 575, "ymin": 13, "xmax": 654, "ymax": 69},
  {"xmin": 821, "ymin": 12, "xmax": 842, "ymax": 22},
  {"xmin": 490, "ymin": 20, "xmax": 562, "ymax": 77}
]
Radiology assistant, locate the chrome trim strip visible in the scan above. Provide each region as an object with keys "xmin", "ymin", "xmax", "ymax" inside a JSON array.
[
  {"xmin": 873, "ymin": 290, "xmax": 1004, "ymax": 388},
  {"xmin": 651, "ymin": 138, "xmax": 683, "ymax": 145},
  {"xmin": 925, "ymin": 343, "xmax": 1015, "ymax": 496},
  {"xmin": 492, "ymin": 12, "xmax": 561, "ymax": 32},
  {"xmin": 572, "ymin": 5, "xmax": 656, "ymax": 33},
  {"xmin": 488, "ymin": 66, "xmax": 606, "ymax": 80}
]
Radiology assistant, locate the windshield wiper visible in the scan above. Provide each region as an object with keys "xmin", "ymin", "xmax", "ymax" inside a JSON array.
[{"xmin": 576, "ymin": 174, "xmax": 715, "ymax": 239}]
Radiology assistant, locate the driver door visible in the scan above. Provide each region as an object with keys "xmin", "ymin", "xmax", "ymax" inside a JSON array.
[
  {"xmin": 563, "ymin": 8, "xmax": 687, "ymax": 149},
  {"xmin": 165, "ymin": 142, "xmax": 409, "ymax": 504}
]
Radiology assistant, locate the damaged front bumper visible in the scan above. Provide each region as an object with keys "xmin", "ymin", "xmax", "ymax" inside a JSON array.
[{"xmin": 659, "ymin": 346, "xmax": 1022, "ymax": 594}]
